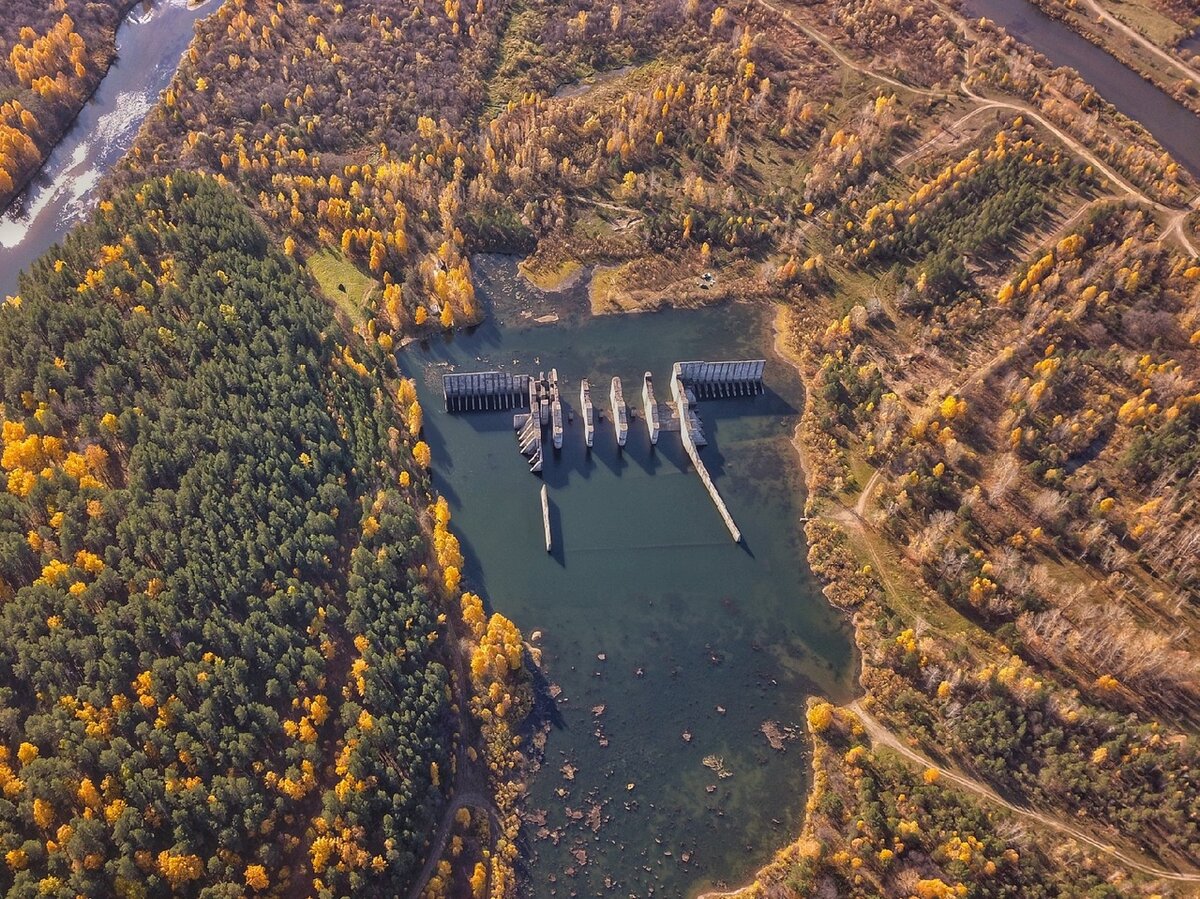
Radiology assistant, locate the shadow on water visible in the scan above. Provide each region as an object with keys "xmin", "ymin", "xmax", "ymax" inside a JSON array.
[
  {"xmin": 399, "ymin": 255, "xmax": 856, "ymax": 898},
  {"xmin": 547, "ymin": 496, "xmax": 565, "ymax": 567}
]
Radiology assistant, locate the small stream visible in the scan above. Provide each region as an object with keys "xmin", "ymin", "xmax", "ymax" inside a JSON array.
[{"xmin": 0, "ymin": 0, "xmax": 212, "ymax": 300}]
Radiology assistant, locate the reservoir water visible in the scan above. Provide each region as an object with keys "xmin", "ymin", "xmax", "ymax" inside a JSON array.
[
  {"xmin": 0, "ymin": 0, "xmax": 213, "ymax": 300},
  {"xmin": 399, "ymin": 256, "xmax": 856, "ymax": 896},
  {"xmin": 962, "ymin": 0, "xmax": 1200, "ymax": 179}
]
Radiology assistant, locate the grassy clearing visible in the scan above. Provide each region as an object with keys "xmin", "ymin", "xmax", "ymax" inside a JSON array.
[
  {"xmin": 846, "ymin": 455, "xmax": 876, "ymax": 496},
  {"xmin": 849, "ymin": 523, "xmax": 975, "ymax": 636},
  {"xmin": 587, "ymin": 253, "xmax": 741, "ymax": 314},
  {"xmin": 564, "ymin": 59, "xmax": 666, "ymax": 109},
  {"xmin": 588, "ymin": 262, "xmax": 635, "ymax": 314},
  {"xmin": 306, "ymin": 249, "xmax": 377, "ymax": 323},
  {"xmin": 518, "ymin": 257, "xmax": 583, "ymax": 291},
  {"xmin": 1100, "ymin": 0, "xmax": 1191, "ymax": 46},
  {"xmin": 483, "ymin": 5, "xmax": 549, "ymax": 115}
]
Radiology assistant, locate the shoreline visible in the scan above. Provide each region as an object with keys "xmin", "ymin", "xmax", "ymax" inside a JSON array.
[
  {"xmin": 689, "ymin": 303, "xmax": 871, "ymax": 899},
  {"xmin": 0, "ymin": 0, "xmax": 143, "ymax": 219},
  {"xmin": 1022, "ymin": 0, "xmax": 1200, "ymax": 116}
]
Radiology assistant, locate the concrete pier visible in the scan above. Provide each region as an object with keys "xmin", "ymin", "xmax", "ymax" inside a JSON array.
[
  {"xmin": 549, "ymin": 368, "xmax": 564, "ymax": 450},
  {"xmin": 443, "ymin": 371, "xmax": 531, "ymax": 412},
  {"xmin": 671, "ymin": 364, "xmax": 741, "ymax": 542},
  {"xmin": 541, "ymin": 484, "xmax": 552, "ymax": 552},
  {"xmin": 516, "ymin": 408, "xmax": 544, "ymax": 473},
  {"xmin": 610, "ymin": 377, "xmax": 628, "ymax": 447},
  {"xmin": 642, "ymin": 372, "xmax": 660, "ymax": 444},
  {"xmin": 675, "ymin": 360, "xmax": 765, "ymax": 399},
  {"xmin": 580, "ymin": 378, "xmax": 595, "ymax": 448},
  {"xmin": 535, "ymin": 372, "xmax": 550, "ymax": 426}
]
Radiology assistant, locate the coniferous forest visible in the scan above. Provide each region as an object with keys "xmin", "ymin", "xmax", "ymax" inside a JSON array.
[{"xmin": 0, "ymin": 174, "xmax": 453, "ymax": 897}]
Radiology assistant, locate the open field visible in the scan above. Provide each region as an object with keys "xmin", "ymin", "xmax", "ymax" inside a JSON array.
[{"xmin": 306, "ymin": 249, "xmax": 378, "ymax": 324}]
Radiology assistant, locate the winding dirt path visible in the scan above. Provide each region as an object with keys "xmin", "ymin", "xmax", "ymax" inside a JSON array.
[
  {"xmin": 751, "ymin": 0, "xmax": 948, "ymax": 99},
  {"xmin": 848, "ymin": 700, "xmax": 1200, "ymax": 884},
  {"xmin": 405, "ymin": 789, "xmax": 502, "ymax": 899},
  {"xmin": 955, "ymin": 89, "xmax": 1199, "ymax": 255},
  {"xmin": 1077, "ymin": 0, "xmax": 1200, "ymax": 87},
  {"xmin": 833, "ymin": 404, "xmax": 1200, "ymax": 885},
  {"xmin": 753, "ymin": 0, "xmax": 1200, "ymax": 256},
  {"xmin": 891, "ymin": 104, "xmax": 1001, "ymax": 167},
  {"xmin": 854, "ymin": 467, "xmax": 884, "ymax": 518}
]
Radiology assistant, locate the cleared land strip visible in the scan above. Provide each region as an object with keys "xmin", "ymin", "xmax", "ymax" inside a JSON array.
[
  {"xmin": 848, "ymin": 699, "xmax": 1200, "ymax": 884},
  {"xmin": 752, "ymin": 0, "xmax": 1200, "ymax": 256},
  {"xmin": 1079, "ymin": 0, "xmax": 1200, "ymax": 87}
]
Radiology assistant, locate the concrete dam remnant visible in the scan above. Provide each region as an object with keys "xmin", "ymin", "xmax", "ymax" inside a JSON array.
[
  {"xmin": 442, "ymin": 371, "xmax": 531, "ymax": 412},
  {"xmin": 580, "ymin": 378, "xmax": 595, "ymax": 448},
  {"xmin": 549, "ymin": 368, "xmax": 564, "ymax": 450},
  {"xmin": 443, "ymin": 359, "xmax": 766, "ymax": 545},
  {"xmin": 675, "ymin": 359, "xmax": 765, "ymax": 398},
  {"xmin": 516, "ymin": 410, "xmax": 543, "ymax": 473},
  {"xmin": 642, "ymin": 372, "xmax": 660, "ymax": 445},
  {"xmin": 610, "ymin": 377, "xmax": 628, "ymax": 447},
  {"xmin": 672, "ymin": 363, "xmax": 739, "ymax": 542}
]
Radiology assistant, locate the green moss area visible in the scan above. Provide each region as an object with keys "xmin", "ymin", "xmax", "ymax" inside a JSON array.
[
  {"xmin": 0, "ymin": 173, "xmax": 452, "ymax": 897},
  {"xmin": 482, "ymin": 0, "xmax": 648, "ymax": 116},
  {"xmin": 306, "ymin": 248, "xmax": 379, "ymax": 324}
]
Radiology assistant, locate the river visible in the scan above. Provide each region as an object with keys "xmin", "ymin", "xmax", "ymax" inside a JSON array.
[
  {"xmin": 0, "ymin": 0, "xmax": 212, "ymax": 301},
  {"xmin": 399, "ymin": 257, "xmax": 856, "ymax": 896},
  {"xmin": 962, "ymin": 0, "xmax": 1200, "ymax": 179}
]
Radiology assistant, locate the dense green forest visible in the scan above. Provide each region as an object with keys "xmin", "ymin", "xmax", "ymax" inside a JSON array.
[{"xmin": 0, "ymin": 173, "xmax": 453, "ymax": 897}]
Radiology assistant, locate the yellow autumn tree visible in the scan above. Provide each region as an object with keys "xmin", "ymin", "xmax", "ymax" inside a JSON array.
[
  {"xmin": 470, "ymin": 861, "xmax": 487, "ymax": 897},
  {"xmin": 245, "ymin": 864, "xmax": 269, "ymax": 890},
  {"xmin": 807, "ymin": 701, "xmax": 834, "ymax": 733},
  {"xmin": 413, "ymin": 441, "xmax": 431, "ymax": 469},
  {"xmin": 158, "ymin": 851, "xmax": 203, "ymax": 887}
]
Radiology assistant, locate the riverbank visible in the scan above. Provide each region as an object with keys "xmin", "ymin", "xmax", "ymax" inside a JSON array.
[
  {"xmin": 0, "ymin": 0, "xmax": 214, "ymax": 300},
  {"xmin": 959, "ymin": 0, "xmax": 1200, "ymax": 184},
  {"xmin": 1020, "ymin": 0, "xmax": 1200, "ymax": 116},
  {"xmin": 0, "ymin": 0, "xmax": 143, "ymax": 217}
]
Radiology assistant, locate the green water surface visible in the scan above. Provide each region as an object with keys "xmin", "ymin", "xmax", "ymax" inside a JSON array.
[{"xmin": 399, "ymin": 255, "xmax": 855, "ymax": 897}]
